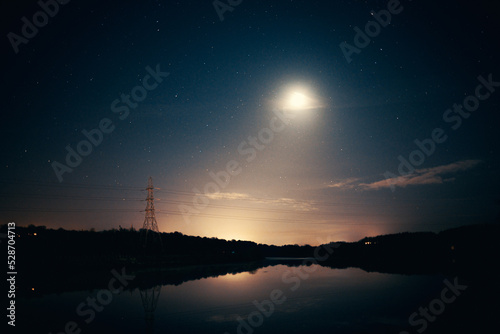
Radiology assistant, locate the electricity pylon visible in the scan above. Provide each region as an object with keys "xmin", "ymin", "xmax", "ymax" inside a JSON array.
[
  {"xmin": 140, "ymin": 285, "xmax": 161, "ymax": 333},
  {"xmin": 141, "ymin": 177, "xmax": 162, "ymax": 249}
]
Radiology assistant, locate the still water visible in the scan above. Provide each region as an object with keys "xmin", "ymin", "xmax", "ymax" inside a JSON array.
[{"xmin": 20, "ymin": 260, "xmax": 447, "ymax": 334}]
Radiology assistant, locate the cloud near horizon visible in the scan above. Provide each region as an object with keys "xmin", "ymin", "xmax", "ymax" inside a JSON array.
[
  {"xmin": 362, "ymin": 159, "xmax": 482, "ymax": 190},
  {"xmin": 325, "ymin": 178, "xmax": 361, "ymax": 190},
  {"xmin": 326, "ymin": 160, "xmax": 482, "ymax": 191},
  {"xmin": 203, "ymin": 192, "xmax": 318, "ymax": 211}
]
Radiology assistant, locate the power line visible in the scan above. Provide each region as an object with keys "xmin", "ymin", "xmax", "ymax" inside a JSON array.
[
  {"xmin": 0, "ymin": 179, "xmax": 484, "ymax": 204},
  {"xmin": 1, "ymin": 208, "xmax": 141, "ymax": 213},
  {"xmin": 0, "ymin": 179, "xmax": 488, "ymax": 224},
  {"xmin": 0, "ymin": 193, "xmax": 144, "ymax": 202},
  {"xmin": 0, "ymin": 179, "xmax": 144, "ymax": 191},
  {"xmin": 154, "ymin": 209, "xmax": 479, "ymax": 223}
]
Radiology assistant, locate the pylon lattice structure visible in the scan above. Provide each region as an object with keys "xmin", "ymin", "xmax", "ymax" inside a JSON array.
[{"xmin": 141, "ymin": 177, "xmax": 162, "ymax": 248}]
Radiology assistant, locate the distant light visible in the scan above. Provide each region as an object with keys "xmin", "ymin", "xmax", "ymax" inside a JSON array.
[
  {"xmin": 32, "ymin": 288, "xmax": 35, "ymax": 291},
  {"xmin": 33, "ymin": 233, "xmax": 37, "ymax": 236}
]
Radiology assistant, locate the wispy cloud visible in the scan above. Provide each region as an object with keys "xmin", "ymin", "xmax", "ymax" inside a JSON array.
[
  {"xmin": 325, "ymin": 177, "xmax": 361, "ymax": 190},
  {"xmin": 203, "ymin": 192, "xmax": 317, "ymax": 212},
  {"xmin": 360, "ymin": 159, "xmax": 482, "ymax": 190}
]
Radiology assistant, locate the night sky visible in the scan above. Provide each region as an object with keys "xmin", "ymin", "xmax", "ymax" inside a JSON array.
[{"xmin": 1, "ymin": 0, "xmax": 499, "ymax": 245}]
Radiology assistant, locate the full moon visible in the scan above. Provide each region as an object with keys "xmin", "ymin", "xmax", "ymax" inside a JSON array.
[
  {"xmin": 277, "ymin": 83, "xmax": 321, "ymax": 112},
  {"xmin": 273, "ymin": 82, "xmax": 322, "ymax": 113},
  {"xmin": 288, "ymin": 92, "xmax": 308, "ymax": 110}
]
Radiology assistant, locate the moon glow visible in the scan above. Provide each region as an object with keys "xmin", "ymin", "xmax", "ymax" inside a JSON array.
[{"xmin": 288, "ymin": 92, "xmax": 309, "ymax": 110}]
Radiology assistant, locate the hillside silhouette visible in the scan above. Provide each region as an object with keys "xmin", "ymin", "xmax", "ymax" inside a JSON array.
[{"xmin": 319, "ymin": 224, "xmax": 499, "ymax": 275}]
